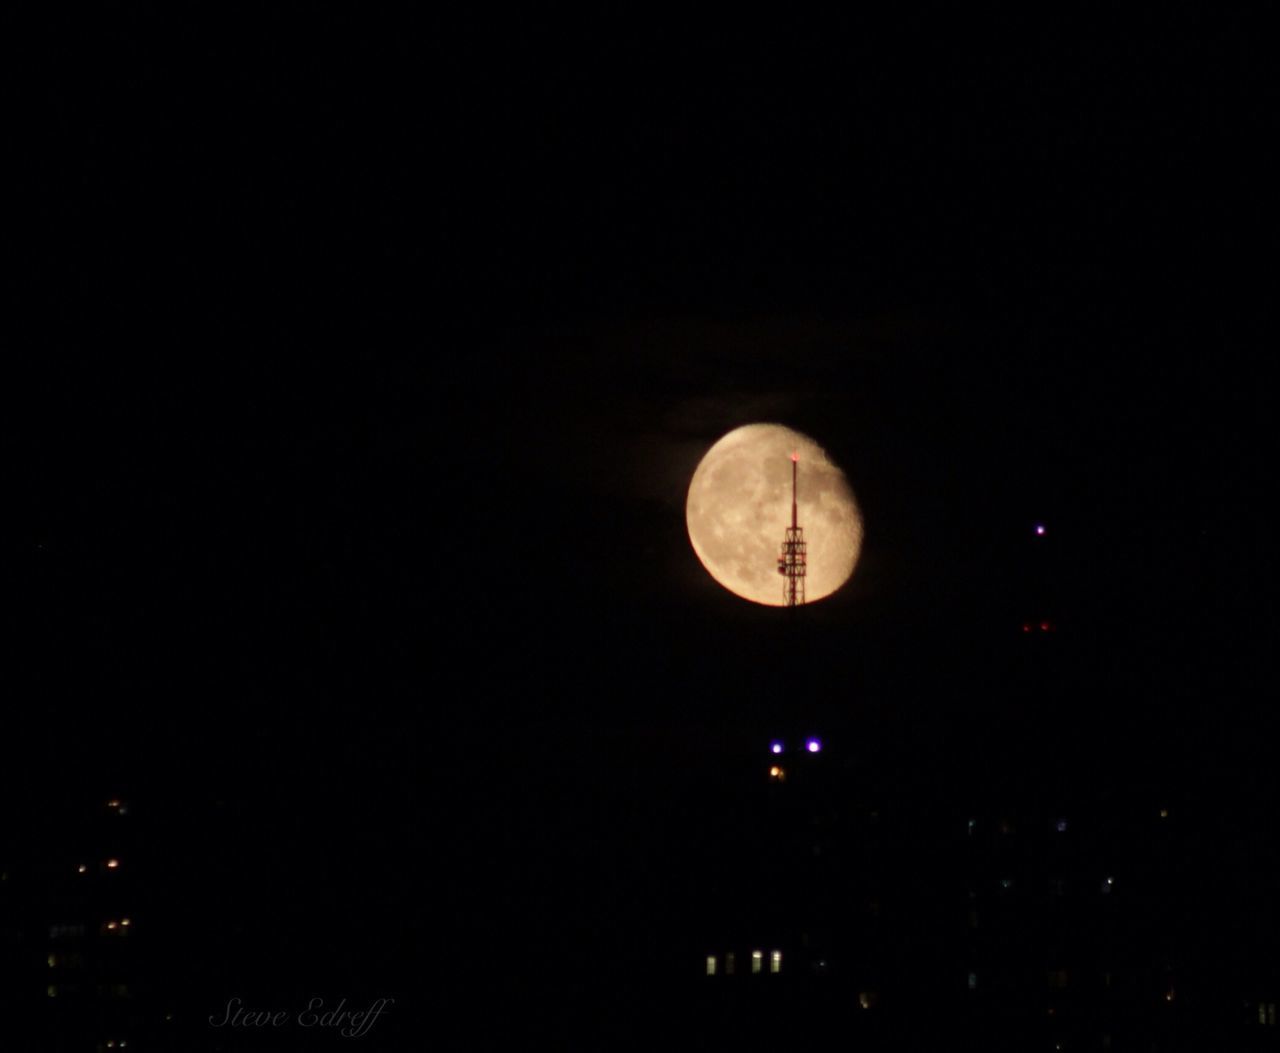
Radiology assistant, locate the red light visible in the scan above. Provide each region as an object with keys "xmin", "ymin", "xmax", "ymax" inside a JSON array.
[
  {"xmin": 1022, "ymin": 624, "xmax": 1031, "ymax": 633},
  {"xmin": 791, "ymin": 451, "xmax": 799, "ymax": 462},
  {"xmin": 1040, "ymin": 622, "xmax": 1051, "ymax": 632}
]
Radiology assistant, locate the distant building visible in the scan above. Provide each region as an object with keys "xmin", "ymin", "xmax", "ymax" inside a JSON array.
[
  {"xmin": 1, "ymin": 794, "xmax": 167, "ymax": 1051},
  {"xmin": 694, "ymin": 739, "xmax": 1280, "ymax": 1050}
]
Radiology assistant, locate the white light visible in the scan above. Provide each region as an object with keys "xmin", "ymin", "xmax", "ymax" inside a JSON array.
[
  {"xmin": 106, "ymin": 859, "xmax": 120, "ymax": 869},
  {"xmin": 751, "ymin": 950, "xmax": 763, "ymax": 974},
  {"xmin": 705, "ymin": 955, "xmax": 717, "ymax": 976},
  {"xmin": 770, "ymin": 950, "xmax": 782, "ymax": 974}
]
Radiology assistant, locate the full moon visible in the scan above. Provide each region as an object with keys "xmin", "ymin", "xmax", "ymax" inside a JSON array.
[{"xmin": 685, "ymin": 423, "xmax": 863, "ymax": 606}]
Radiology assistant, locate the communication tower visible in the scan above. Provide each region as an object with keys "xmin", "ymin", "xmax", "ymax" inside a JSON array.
[{"xmin": 776, "ymin": 453, "xmax": 807, "ymax": 606}]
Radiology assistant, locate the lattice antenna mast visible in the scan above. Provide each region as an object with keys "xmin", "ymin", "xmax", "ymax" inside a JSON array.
[{"xmin": 777, "ymin": 452, "xmax": 807, "ymax": 606}]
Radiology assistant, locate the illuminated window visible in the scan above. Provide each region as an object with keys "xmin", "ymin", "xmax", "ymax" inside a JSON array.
[
  {"xmin": 967, "ymin": 818, "xmax": 976, "ymax": 836},
  {"xmin": 1159, "ymin": 807, "xmax": 1169, "ymax": 819},
  {"xmin": 48, "ymin": 953, "xmax": 56, "ymax": 968},
  {"xmin": 751, "ymin": 950, "xmax": 763, "ymax": 974},
  {"xmin": 705, "ymin": 955, "xmax": 717, "ymax": 977},
  {"xmin": 858, "ymin": 991, "xmax": 878, "ymax": 1010},
  {"xmin": 770, "ymin": 950, "xmax": 782, "ymax": 974},
  {"xmin": 1260, "ymin": 1003, "xmax": 1268, "ymax": 1025},
  {"xmin": 968, "ymin": 971, "xmax": 978, "ymax": 990},
  {"xmin": 725, "ymin": 952, "xmax": 735, "ymax": 975},
  {"xmin": 1055, "ymin": 818, "xmax": 1068, "ymax": 833},
  {"xmin": 1269, "ymin": 1002, "xmax": 1277, "ymax": 1026},
  {"xmin": 47, "ymin": 984, "xmax": 57, "ymax": 998},
  {"xmin": 49, "ymin": 923, "xmax": 85, "ymax": 941}
]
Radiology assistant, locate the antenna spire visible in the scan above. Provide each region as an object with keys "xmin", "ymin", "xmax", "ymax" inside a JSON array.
[{"xmin": 777, "ymin": 452, "xmax": 807, "ymax": 606}]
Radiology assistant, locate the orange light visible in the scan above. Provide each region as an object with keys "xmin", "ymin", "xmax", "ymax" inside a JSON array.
[
  {"xmin": 107, "ymin": 799, "xmax": 120, "ymax": 808},
  {"xmin": 106, "ymin": 921, "xmax": 118, "ymax": 930},
  {"xmin": 120, "ymin": 918, "xmax": 131, "ymax": 927},
  {"xmin": 106, "ymin": 859, "xmax": 120, "ymax": 869},
  {"xmin": 1159, "ymin": 808, "xmax": 1169, "ymax": 818}
]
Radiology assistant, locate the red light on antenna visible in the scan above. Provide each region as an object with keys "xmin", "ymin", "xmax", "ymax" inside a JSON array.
[{"xmin": 791, "ymin": 451, "xmax": 799, "ymax": 462}]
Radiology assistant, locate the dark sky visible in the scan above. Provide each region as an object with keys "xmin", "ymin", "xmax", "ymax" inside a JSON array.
[{"xmin": 16, "ymin": 8, "xmax": 1277, "ymax": 1033}]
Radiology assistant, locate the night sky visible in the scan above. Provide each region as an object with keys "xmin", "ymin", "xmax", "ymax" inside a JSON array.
[{"xmin": 16, "ymin": 9, "xmax": 1277, "ymax": 1047}]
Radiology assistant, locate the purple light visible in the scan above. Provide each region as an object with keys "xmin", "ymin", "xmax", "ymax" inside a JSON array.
[
  {"xmin": 1035, "ymin": 524, "xmax": 1047, "ymax": 536},
  {"xmin": 770, "ymin": 742, "xmax": 783, "ymax": 755},
  {"xmin": 806, "ymin": 739, "xmax": 822, "ymax": 753}
]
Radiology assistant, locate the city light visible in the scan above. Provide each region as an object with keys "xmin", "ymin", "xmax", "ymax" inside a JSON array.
[
  {"xmin": 77, "ymin": 864, "xmax": 87, "ymax": 874},
  {"xmin": 770, "ymin": 950, "xmax": 782, "ymax": 974},
  {"xmin": 751, "ymin": 950, "xmax": 763, "ymax": 974},
  {"xmin": 121, "ymin": 918, "xmax": 131, "ymax": 927},
  {"xmin": 106, "ymin": 859, "xmax": 120, "ymax": 869},
  {"xmin": 1035, "ymin": 524, "xmax": 1046, "ymax": 536},
  {"xmin": 806, "ymin": 738, "xmax": 821, "ymax": 753},
  {"xmin": 770, "ymin": 741, "xmax": 783, "ymax": 754}
]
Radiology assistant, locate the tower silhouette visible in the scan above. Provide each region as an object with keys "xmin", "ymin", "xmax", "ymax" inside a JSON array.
[{"xmin": 776, "ymin": 453, "xmax": 807, "ymax": 606}]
